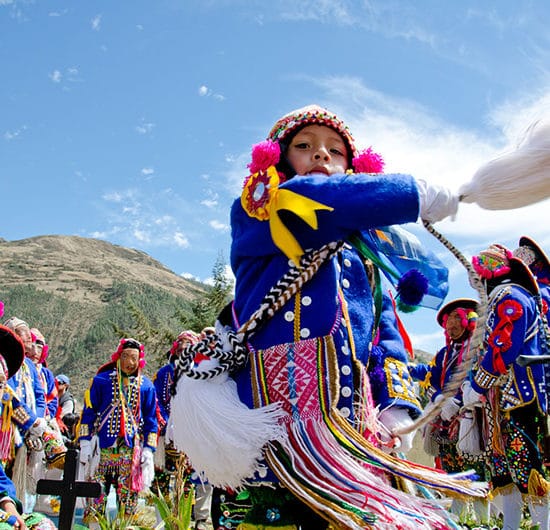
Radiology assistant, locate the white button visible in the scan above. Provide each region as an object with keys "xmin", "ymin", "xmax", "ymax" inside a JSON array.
[
  {"xmin": 341, "ymin": 344, "xmax": 349, "ymax": 355},
  {"xmin": 302, "ymin": 296, "xmax": 312, "ymax": 306},
  {"xmin": 339, "ymin": 407, "xmax": 351, "ymax": 418},
  {"xmin": 344, "ymin": 258, "xmax": 351, "ymax": 267},
  {"xmin": 341, "ymin": 387, "xmax": 352, "ymax": 397},
  {"xmin": 288, "ymin": 259, "xmax": 295, "ymax": 267},
  {"xmin": 341, "ymin": 366, "xmax": 351, "ymax": 375},
  {"xmin": 300, "ymin": 328, "xmax": 310, "ymax": 338},
  {"xmin": 342, "ymin": 279, "xmax": 350, "ymax": 288},
  {"xmin": 284, "ymin": 311, "xmax": 294, "ymax": 321}
]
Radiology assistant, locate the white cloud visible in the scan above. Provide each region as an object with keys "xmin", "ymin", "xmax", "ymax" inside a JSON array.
[
  {"xmin": 278, "ymin": 0, "xmax": 355, "ymax": 26},
  {"xmin": 136, "ymin": 121, "xmax": 155, "ymax": 135},
  {"xmin": 3, "ymin": 125, "xmax": 26, "ymax": 140},
  {"xmin": 93, "ymin": 187, "xmax": 198, "ymax": 252},
  {"xmin": 303, "ymin": 75, "xmax": 550, "ymax": 247},
  {"xmin": 181, "ymin": 271, "xmax": 200, "ymax": 281},
  {"xmin": 173, "ymin": 231, "xmax": 190, "ymax": 248},
  {"xmin": 209, "ymin": 220, "xmax": 229, "ymax": 232},
  {"xmin": 200, "ymin": 189, "xmax": 219, "ymax": 209},
  {"xmin": 49, "ymin": 70, "xmax": 62, "ymax": 83},
  {"xmin": 201, "ymin": 198, "xmax": 218, "ymax": 208},
  {"xmin": 198, "ymin": 85, "xmax": 225, "ymax": 101},
  {"xmin": 91, "ymin": 14, "xmax": 102, "ymax": 31},
  {"xmin": 408, "ymin": 329, "xmax": 441, "ymax": 355},
  {"xmin": 141, "ymin": 167, "xmax": 155, "ymax": 178},
  {"xmin": 133, "ymin": 229, "xmax": 150, "ymax": 243}
]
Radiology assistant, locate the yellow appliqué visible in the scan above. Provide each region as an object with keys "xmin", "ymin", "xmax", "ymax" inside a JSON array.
[
  {"xmin": 384, "ymin": 358, "xmax": 420, "ymax": 405},
  {"xmin": 146, "ymin": 432, "xmax": 157, "ymax": 448},
  {"xmin": 79, "ymin": 424, "xmax": 90, "ymax": 437},
  {"xmin": 241, "ymin": 165, "xmax": 334, "ymax": 265}
]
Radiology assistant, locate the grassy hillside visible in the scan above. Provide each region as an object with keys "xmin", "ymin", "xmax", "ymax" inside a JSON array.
[{"xmin": 0, "ymin": 235, "xmax": 211, "ymax": 398}]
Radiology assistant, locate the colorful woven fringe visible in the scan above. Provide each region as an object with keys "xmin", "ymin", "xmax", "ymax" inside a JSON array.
[{"xmin": 252, "ymin": 334, "xmax": 487, "ymax": 529}]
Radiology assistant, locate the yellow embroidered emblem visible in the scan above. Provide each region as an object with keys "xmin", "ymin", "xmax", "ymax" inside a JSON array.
[{"xmin": 241, "ymin": 165, "xmax": 333, "ymax": 265}]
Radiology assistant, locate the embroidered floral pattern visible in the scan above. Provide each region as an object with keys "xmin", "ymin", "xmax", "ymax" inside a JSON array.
[
  {"xmin": 488, "ymin": 299, "xmax": 523, "ymax": 374},
  {"xmin": 241, "ymin": 166, "xmax": 280, "ymax": 221}
]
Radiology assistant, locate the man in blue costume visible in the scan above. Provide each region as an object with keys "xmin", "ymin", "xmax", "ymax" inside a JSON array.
[
  {"xmin": 463, "ymin": 243, "xmax": 550, "ymax": 530},
  {"xmin": 78, "ymin": 338, "xmax": 157, "ymax": 524}
]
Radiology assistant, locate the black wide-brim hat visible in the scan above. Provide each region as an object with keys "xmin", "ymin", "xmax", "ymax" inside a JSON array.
[
  {"xmin": 507, "ymin": 256, "xmax": 540, "ymax": 295},
  {"xmin": 436, "ymin": 298, "xmax": 478, "ymax": 327},
  {"xmin": 519, "ymin": 235, "xmax": 550, "ymax": 273},
  {"xmin": 0, "ymin": 325, "xmax": 25, "ymax": 378}
]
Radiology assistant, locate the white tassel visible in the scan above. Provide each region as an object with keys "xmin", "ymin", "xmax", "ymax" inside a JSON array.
[
  {"xmin": 168, "ymin": 366, "xmax": 288, "ymax": 488},
  {"xmin": 154, "ymin": 435, "xmax": 166, "ymax": 469},
  {"xmin": 460, "ymin": 118, "xmax": 550, "ymax": 210},
  {"xmin": 12, "ymin": 445, "xmax": 27, "ymax": 501},
  {"xmin": 457, "ymin": 410, "xmax": 482, "ymax": 456}
]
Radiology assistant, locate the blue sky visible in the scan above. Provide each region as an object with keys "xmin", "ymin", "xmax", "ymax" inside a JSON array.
[{"xmin": 2, "ymin": 0, "xmax": 550, "ymax": 354}]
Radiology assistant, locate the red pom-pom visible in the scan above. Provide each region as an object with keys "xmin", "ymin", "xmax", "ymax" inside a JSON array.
[
  {"xmin": 247, "ymin": 140, "xmax": 281, "ymax": 174},
  {"xmin": 352, "ymin": 147, "xmax": 384, "ymax": 173}
]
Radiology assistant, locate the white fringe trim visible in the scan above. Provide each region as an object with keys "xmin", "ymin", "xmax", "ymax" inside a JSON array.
[{"xmin": 168, "ymin": 368, "xmax": 287, "ymax": 488}]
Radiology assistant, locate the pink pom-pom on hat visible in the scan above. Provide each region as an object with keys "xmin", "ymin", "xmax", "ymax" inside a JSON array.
[
  {"xmin": 247, "ymin": 140, "xmax": 281, "ymax": 174},
  {"xmin": 352, "ymin": 148, "xmax": 385, "ymax": 173}
]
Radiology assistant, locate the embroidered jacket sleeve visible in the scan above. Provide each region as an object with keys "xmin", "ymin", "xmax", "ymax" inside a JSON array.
[
  {"xmin": 408, "ymin": 362, "xmax": 430, "ymax": 383},
  {"xmin": 140, "ymin": 377, "xmax": 158, "ymax": 451},
  {"xmin": 6, "ymin": 392, "xmax": 37, "ymax": 433},
  {"xmin": 153, "ymin": 364, "xmax": 172, "ymax": 424},
  {"xmin": 423, "ymin": 347, "xmax": 448, "ymax": 401},
  {"xmin": 471, "ymin": 286, "xmax": 537, "ymax": 394},
  {"xmin": 78, "ymin": 377, "xmax": 101, "ymax": 441},
  {"xmin": 368, "ymin": 287, "xmax": 422, "ymax": 416},
  {"xmin": 27, "ymin": 359, "xmax": 46, "ymax": 419},
  {"xmin": 42, "ymin": 367, "xmax": 59, "ymax": 419},
  {"xmin": 0, "ymin": 465, "xmax": 21, "ymax": 514},
  {"xmin": 232, "ymin": 173, "xmax": 419, "ymax": 261}
]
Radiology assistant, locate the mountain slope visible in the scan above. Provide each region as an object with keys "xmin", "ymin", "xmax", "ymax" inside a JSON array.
[{"xmin": 0, "ymin": 235, "xmax": 208, "ymax": 397}]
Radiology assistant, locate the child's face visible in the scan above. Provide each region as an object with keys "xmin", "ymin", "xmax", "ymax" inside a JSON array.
[{"xmin": 287, "ymin": 124, "xmax": 349, "ymax": 177}]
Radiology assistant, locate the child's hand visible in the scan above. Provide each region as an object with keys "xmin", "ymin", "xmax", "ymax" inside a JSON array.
[{"xmin": 416, "ymin": 178, "xmax": 459, "ymax": 222}]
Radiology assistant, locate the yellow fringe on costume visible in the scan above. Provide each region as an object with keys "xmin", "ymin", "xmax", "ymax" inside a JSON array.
[
  {"xmin": 491, "ymin": 482, "xmax": 517, "ymax": 499},
  {"xmin": 528, "ymin": 468, "xmax": 550, "ymax": 498}
]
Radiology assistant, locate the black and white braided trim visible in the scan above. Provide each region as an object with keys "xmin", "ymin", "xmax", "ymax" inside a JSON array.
[{"xmin": 172, "ymin": 240, "xmax": 345, "ymax": 386}]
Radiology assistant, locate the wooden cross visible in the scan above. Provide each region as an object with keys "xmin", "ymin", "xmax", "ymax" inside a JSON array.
[{"xmin": 36, "ymin": 448, "xmax": 101, "ymax": 530}]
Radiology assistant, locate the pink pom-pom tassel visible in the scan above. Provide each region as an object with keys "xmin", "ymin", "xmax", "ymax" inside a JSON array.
[
  {"xmin": 248, "ymin": 140, "xmax": 281, "ymax": 174},
  {"xmin": 352, "ymin": 147, "xmax": 384, "ymax": 173}
]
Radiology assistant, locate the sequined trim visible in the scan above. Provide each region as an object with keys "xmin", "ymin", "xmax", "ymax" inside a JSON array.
[{"xmin": 473, "ymin": 367, "xmax": 499, "ymax": 390}]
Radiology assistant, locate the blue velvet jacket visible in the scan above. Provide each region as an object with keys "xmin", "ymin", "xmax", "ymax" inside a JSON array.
[
  {"xmin": 153, "ymin": 362, "xmax": 174, "ymax": 435},
  {"xmin": 422, "ymin": 341, "xmax": 468, "ymax": 403},
  {"xmin": 79, "ymin": 369, "xmax": 158, "ymax": 451},
  {"xmin": 8, "ymin": 357, "xmax": 45, "ymax": 420},
  {"xmin": 471, "ymin": 282, "xmax": 546, "ymax": 412},
  {"xmin": 231, "ymin": 173, "xmax": 422, "ymax": 423}
]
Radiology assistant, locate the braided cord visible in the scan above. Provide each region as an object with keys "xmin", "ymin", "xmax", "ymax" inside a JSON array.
[
  {"xmin": 173, "ymin": 241, "xmax": 345, "ymax": 383},
  {"xmin": 395, "ymin": 220, "xmax": 488, "ymax": 435}
]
